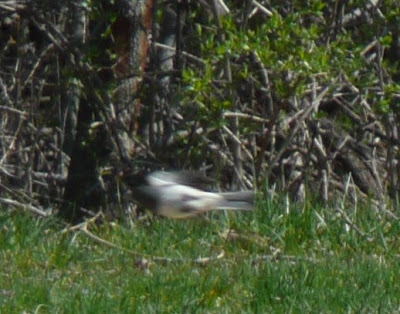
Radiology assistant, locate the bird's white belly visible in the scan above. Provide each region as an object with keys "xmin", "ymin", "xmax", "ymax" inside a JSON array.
[{"xmin": 157, "ymin": 185, "xmax": 224, "ymax": 218}]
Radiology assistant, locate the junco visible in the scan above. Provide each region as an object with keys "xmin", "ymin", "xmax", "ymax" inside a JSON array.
[{"xmin": 122, "ymin": 170, "xmax": 254, "ymax": 218}]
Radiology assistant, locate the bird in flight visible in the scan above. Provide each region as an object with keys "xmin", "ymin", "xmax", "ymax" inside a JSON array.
[{"xmin": 122, "ymin": 170, "xmax": 254, "ymax": 218}]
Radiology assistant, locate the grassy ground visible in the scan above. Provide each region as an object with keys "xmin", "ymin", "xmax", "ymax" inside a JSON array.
[{"xmin": 1, "ymin": 195, "xmax": 400, "ymax": 313}]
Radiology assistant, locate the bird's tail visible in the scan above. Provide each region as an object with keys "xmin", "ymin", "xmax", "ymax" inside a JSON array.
[{"xmin": 216, "ymin": 191, "xmax": 254, "ymax": 211}]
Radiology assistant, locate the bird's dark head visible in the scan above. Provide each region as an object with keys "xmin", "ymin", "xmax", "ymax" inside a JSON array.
[
  {"xmin": 119, "ymin": 169, "xmax": 160, "ymax": 212},
  {"xmin": 119, "ymin": 169, "xmax": 148, "ymax": 188}
]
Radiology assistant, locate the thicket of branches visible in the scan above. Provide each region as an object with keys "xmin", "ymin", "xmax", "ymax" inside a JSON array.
[{"xmin": 1, "ymin": 0, "xmax": 400, "ymax": 221}]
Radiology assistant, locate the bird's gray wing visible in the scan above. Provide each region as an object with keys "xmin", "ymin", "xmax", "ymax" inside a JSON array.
[{"xmin": 148, "ymin": 171, "xmax": 215, "ymax": 189}]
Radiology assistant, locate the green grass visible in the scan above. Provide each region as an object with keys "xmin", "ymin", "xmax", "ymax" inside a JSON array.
[{"xmin": 1, "ymin": 196, "xmax": 400, "ymax": 313}]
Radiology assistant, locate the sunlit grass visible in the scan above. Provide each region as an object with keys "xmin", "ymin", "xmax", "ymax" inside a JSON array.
[{"xmin": 1, "ymin": 196, "xmax": 400, "ymax": 312}]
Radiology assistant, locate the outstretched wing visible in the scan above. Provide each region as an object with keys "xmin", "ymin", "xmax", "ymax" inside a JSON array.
[{"xmin": 147, "ymin": 171, "xmax": 215, "ymax": 190}]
